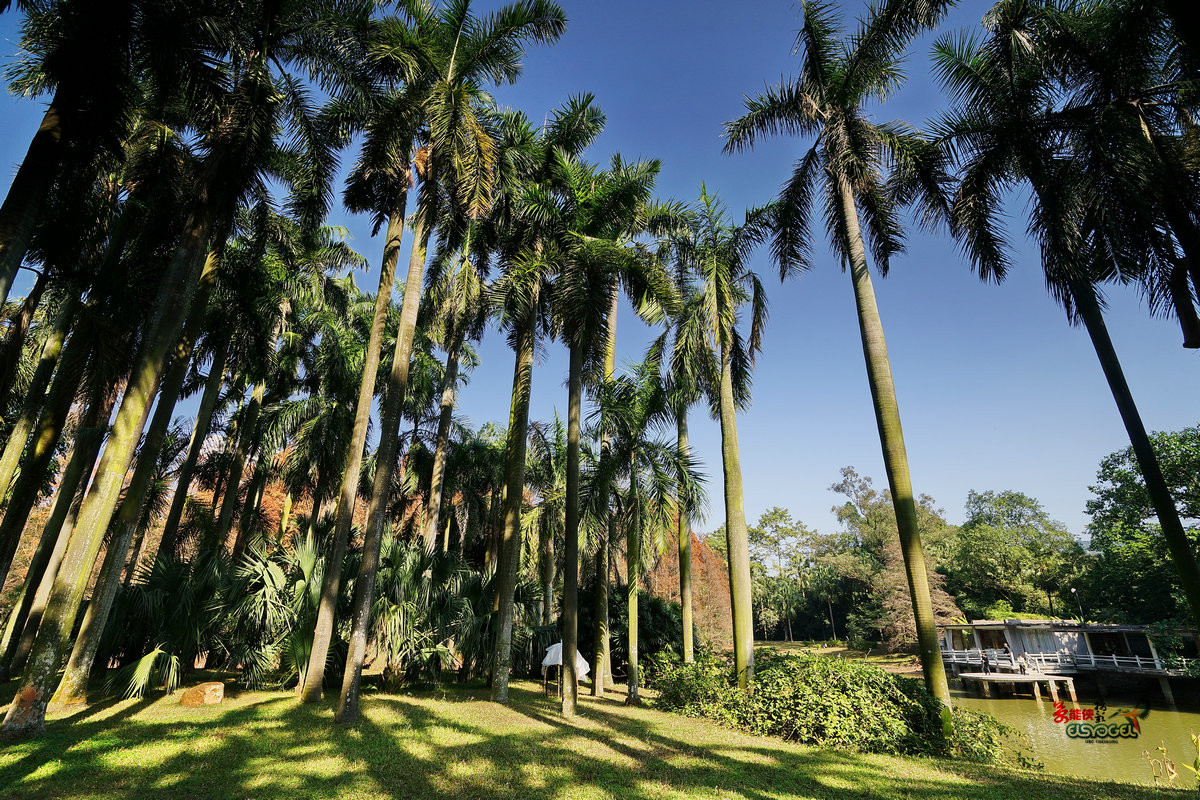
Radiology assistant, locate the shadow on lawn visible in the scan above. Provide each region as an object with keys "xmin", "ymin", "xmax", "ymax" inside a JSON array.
[{"xmin": 0, "ymin": 681, "xmax": 1186, "ymax": 800}]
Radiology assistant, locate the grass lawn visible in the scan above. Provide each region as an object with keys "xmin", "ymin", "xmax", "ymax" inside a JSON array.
[
  {"xmin": 0, "ymin": 678, "xmax": 1187, "ymax": 800},
  {"xmin": 758, "ymin": 640, "xmax": 924, "ymax": 678}
]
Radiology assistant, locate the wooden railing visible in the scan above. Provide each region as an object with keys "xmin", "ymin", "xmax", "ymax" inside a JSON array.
[
  {"xmin": 1070, "ymin": 652, "xmax": 1162, "ymax": 672},
  {"xmin": 939, "ymin": 648, "xmax": 1193, "ymax": 674}
]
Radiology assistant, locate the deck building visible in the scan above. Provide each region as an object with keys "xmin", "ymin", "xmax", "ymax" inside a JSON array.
[{"xmin": 936, "ymin": 619, "xmax": 1198, "ymax": 704}]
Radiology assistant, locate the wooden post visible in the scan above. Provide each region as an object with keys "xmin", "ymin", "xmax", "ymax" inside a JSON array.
[
  {"xmin": 1146, "ymin": 634, "xmax": 1163, "ymax": 670},
  {"xmin": 1066, "ymin": 678, "xmax": 1077, "ymax": 705},
  {"xmin": 1048, "ymin": 678, "xmax": 1059, "ymax": 703},
  {"xmin": 1032, "ymin": 680, "xmax": 1042, "ymax": 702},
  {"xmin": 1159, "ymin": 676, "xmax": 1176, "ymax": 706}
]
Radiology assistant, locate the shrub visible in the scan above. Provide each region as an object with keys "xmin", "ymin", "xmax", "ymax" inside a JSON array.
[
  {"xmin": 651, "ymin": 646, "xmax": 737, "ymax": 725},
  {"xmin": 735, "ymin": 650, "xmax": 933, "ymax": 753},
  {"xmin": 653, "ymin": 648, "xmax": 1017, "ymax": 763}
]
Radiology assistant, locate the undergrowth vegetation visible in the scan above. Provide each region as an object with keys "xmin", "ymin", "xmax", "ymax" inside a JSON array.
[{"xmin": 653, "ymin": 648, "xmax": 1021, "ymax": 764}]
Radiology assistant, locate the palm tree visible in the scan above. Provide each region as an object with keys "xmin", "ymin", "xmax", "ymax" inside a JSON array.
[
  {"xmin": 0, "ymin": 0, "xmax": 193, "ymax": 306},
  {"xmin": 420, "ymin": 219, "xmax": 490, "ymax": 550},
  {"xmin": 595, "ymin": 361, "xmax": 703, "ymax": 704},
  {"xmin": 0, "ymin": 293, "xmax": 79, "ymax": 497},
  {"xmin": 526, "ymin": 416, "xmax": 566, "ymax": 625},
  {"xmin": 483, "ymin": 97, "xmax": 606, "ymax": 706},
  {"xmin": 492, "ymin": 149, "xmax": 672, "ymax": 710},
  {"xmin": 584, "ymin": 198, "xmax": 688, "ymax": 694},
  {"xmin": 0, "ymin": 372, "xmax": 118, "ymax": 680},
  {"xmin": 2, "ymin": 0, "xmax": 370, "ymax": 737},
  {"xmin": 1040, "ymin": 0, "xmax": 1200, "ymax": 350},
  {"xmin": 156, "ymin": 328, "xmax": 231, "ymax": 558},
  {"xmin": 932, "ymin": 0, "xmax": 1200, "ymax": 632},
  {"xmin": 0, "ymin": 175, "xmax": 170, "ymax": 595},
  {"xmin": 659, "ymin": 188, "xmax": 768, "ymax": 691},
  {"xmin": 487, "ymin": 226, "xmax": 552, "ymax": 704},
  {"xmin": 0, "ymin": 272, "xmax": 49, "ymax": 410},
  {"xmin": 52, "ymin": 418, "xmax": 189, "ymax": 704},
  {"xmin": 589, "ymin": 289, "xmax": 618, "ymax": 695},
  {"xmin": 723, "ymin": 0, "xmax": 955, "ymax": 709},
  {"xmin": 656, "ymin": 207, "xmax": 716, "ymax": 664},
  {"xmin": 332, "ymin": 0, "xmax": 566, "ymax": 719}
]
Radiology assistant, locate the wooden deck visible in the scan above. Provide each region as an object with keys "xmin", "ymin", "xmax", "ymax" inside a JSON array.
[{"xmin": 957, "ymin": 671, "xmax": 1078, "ymax": 703}]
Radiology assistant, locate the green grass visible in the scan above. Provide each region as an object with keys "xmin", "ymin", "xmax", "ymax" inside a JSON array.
[
  {"xmin": 758, "ymin": 640, "xmax": 922, "ymax": 675},
  {"xmin": 0, "ymin": 679, "xmax": 1185, "ymax": 799}
]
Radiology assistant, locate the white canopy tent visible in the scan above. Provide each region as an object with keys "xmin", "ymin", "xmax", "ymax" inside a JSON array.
[{"xmin": 541, "ymin": 642, "xmax": 590, "ymax": 678}]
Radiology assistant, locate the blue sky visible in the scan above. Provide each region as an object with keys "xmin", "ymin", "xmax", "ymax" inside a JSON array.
[{"xmin": 0, "ymin": 0, "xmax": 1196, "ymax": 538}]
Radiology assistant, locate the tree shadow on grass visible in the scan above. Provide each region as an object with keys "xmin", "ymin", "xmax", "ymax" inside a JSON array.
[{"xmin": 0, "ymin": 681, "xmax": 1190, "ymax": 800}]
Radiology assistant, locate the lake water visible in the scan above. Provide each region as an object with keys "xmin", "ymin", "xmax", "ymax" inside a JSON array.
[{"xmin": 953, "ymin": 684, "xmax": 1200, "ymax": 787}]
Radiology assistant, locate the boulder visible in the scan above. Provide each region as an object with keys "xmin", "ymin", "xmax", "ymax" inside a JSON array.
[{"xmin": 180, "ymin": 681, "xmax": 224, "ymax": 707}]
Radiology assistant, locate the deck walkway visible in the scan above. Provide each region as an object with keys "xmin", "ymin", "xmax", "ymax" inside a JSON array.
[{"xmin": 958, "ymin": 671, "xmax": 1078, "ymax": 703}]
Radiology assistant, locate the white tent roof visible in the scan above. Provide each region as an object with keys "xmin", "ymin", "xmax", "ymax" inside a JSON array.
[{"xmin": 541, "ymin": 642, "xmax": 590, "ymax": 678}]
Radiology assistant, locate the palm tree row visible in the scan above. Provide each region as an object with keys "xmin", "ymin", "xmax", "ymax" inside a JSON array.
[{"xmin": 0, "ymin": 0, "xmax": 1195, "ymax": 744}]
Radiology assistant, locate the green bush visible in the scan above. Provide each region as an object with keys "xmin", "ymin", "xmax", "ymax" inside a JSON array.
[
  {"xmin": 736, "ymin": 650, "xmax": 925, "ymax": 752},
  {"xmin": 653, "ymin": 648, "xmax": 1018, "ymax": 763},
  {"xmin": 651, "ymin": 646, "xmax": 737, "ymax": 726}
]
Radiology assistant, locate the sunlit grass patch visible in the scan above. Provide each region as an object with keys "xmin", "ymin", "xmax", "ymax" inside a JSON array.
[{"xmin": 0, "ymin": 678, "xmax": 1187, "ymax": 799}]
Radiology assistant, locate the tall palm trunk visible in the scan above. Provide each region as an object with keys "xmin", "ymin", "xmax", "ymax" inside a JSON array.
[
  {"xmin": 0, "ymin": 95, "xmax": 66, "ymax": 307},
  {"xmin": 122, "ymin": 523, "xmax": 148, "ymax": 589},
  {"xmin": 53, "ymin": 313, "xmax": 203, "ymax": 705},
  {"xmin": 0, "ymin": 271, "xmax": 48, "ymax": 408},
  {"xmin": 216, "ymin": 381, "xmax": 265, "ymax": 553},
  {"xmin": 485, "ymin": 491, "xmax": 502, "ymax": 572},
  {"xmin": 208, "ymin": 379, "xmax": 246, "ymax": 517},
  {"xmin": 626, "ymin": 453, "xmax": 641, "ymax": 705},
  {"xmin": 0, "ymin": 294, "xmax": 80, "ymax": 497},
  {"xmin": 278, "ymin": 490, "xmax": 293, "ymax": 544},
  {"xmin": 0, "ymin": 380, "xmax": 113, "ymax": 679},
  {"xmin": 307, "ymin": 486, "xmax": 326, "ymax": 540},
  {"xmin": 298, "ymin": 192, "xmax": 406, "ymax": 703},
  {"xmin": 1167, "ymin": 263, "xmax": 1200, "ymax": 348},
  {"xmin": 232, "ymin": 464, "xmax": 268, "ymax": 559},
  {"xmin": 718, "ymin": 349, "xmax": 754, "ymax": 690},
  {"xmin": 592, "ymin": 290, "xmax": 618, "ymax": 695},
  {"xmin": 0, "ymin": 205, "xmax": 220, "ymax": 736},
  {"xmin": 1073, "ymin": 281, "xmax": 1200, "ymax": 630},
  {"xmin": 590, "ymin": 529, "xmax": 610, "ymax": 695},
  {"xmin": 4, "ymin": 458, "xmax": 91, "ymax": 679},
  {"xmin": 677, "ymin": 409, "xmax": 693, "ymax": 663},
  {"xmin": 489, "ymin": 306, "xmax": 535, "ymax": 704},
  {"xmin": 837, "ymin": 176, "xmax": 951, "ymax": 714},
  {"xmin": 422, "ymin": 323, "xmax": 463, "ymax": 549},
  {"xmin": 335, "ymin": 205, "xmax": 429, "ymax": 720},
  {"xmin": 539, "ymin": 514, "xmax": 554, "ymax": 625},
  {"xmin": 0, "ymin": 326, "xmax": 92, "ymax": 590},
  {"xmin": 561, "ymin": 342, "xmax": 583, "ymax": 716},
  {"xmin": 158, "ymin": 332, "xmax": 230, "ymax": 558}
]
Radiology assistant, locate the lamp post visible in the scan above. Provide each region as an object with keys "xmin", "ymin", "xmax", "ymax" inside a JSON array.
[{"xmin": 1070, "ymin": 587, "xmax": 1085, "ymax": 622}]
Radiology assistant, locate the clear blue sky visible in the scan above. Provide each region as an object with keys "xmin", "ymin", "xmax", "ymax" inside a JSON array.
[{"xmin": 0, "ymin": 1, "xmax": 1196, "ymax": 538}]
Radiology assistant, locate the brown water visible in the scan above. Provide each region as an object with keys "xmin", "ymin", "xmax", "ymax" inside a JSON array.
[{"xmin": 954, "ymin": 685, "xmax": 1200, "ymax": 787}]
